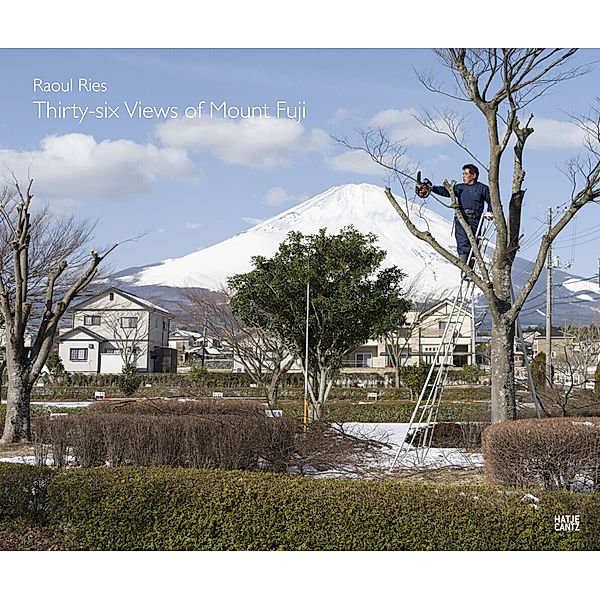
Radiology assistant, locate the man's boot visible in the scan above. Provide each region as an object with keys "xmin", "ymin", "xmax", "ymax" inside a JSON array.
[{"xmin": 458, "ymin": 254, "xmax": 469, "ymax": 281}]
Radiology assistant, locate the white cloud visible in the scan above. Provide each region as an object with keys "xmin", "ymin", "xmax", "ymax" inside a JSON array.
[
  {"xmin": 369, "ymin": 108, "xmax": 449, "ymax": 147},
  {"xmin": 263, "ymin": 187, "xmax": 289, "ymax": 206},
  {"xmin": 328, "ymin": 107, "xmax": 357, "ymax": 125},
  {"xmin": 333, "ymin": 107, "xmax": 354, "ymax": 120},
  {"xmin": 328, "ymin": 150, "xmax": 388, "ymax": 175},
  {"xmin": 262, "ymin": 186, "xmax": 309, "ymax": 206},
  {"xmin": 527, "ymin": 117, "xmax": 587, "ymax": 149},
  {"xmin": 242, "ymin": 216, "xmax": 263, "ymax": 226},
  {"xmin": 32, "ymin": 196, "xmax": 80, "ymax": 215},
  {"xmin": 155, "ymin": 116, "xmax": 330, "ymax": 168},
  {"xmin": 184, "ymin": 222, "xmax": 203, "ymax": 229},
  {"xmin": 328, "ymin": 107, "xmax": 449, "ymax": 175},
  {"xmin": 0, "ymin": 133, "xmax": 197, "ymax": 199}
]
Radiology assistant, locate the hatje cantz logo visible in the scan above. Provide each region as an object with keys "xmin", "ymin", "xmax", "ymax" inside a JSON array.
[{"xmin": 555, "ymin": 514, "xmax": 580, "ymax": 532}]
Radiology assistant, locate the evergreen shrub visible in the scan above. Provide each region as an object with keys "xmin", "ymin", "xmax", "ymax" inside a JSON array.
[
  {"xmin": 279, "ymin": 400, "xmax": 488, "ymax": 423},
  {"xmin": 0, "ymin": 463, "xmax": 56, "ymax": 521},
  {"xmin": 44, "ymin": 467, "xmax": 600, "ymax": 550},
  {"xmin": 119, "ymin": 364, "xmax": 141, "ymax": 397}
]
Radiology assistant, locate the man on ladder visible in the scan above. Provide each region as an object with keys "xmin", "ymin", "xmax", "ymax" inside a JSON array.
[{"xmin": 416, "ymin": 164, "xmax": 493, "ymax": 270}]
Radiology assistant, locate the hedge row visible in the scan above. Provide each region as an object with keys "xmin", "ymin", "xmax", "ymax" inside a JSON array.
[
  {"xmin": 0, "ymin": 403, "xmax": 86, "ymax": 430},
  {"xmin": 33, "ymin": 400, "xmax": 297, "ymax": 471},
  {"xmin": 1, "ymin": 464, "xmax": 597, "ymax": 550},
  {"xmin": 4, "ymin": 382, "xmax": 491, "ymax": 404},
  {"xmin": 278, "ymin": 400, "xmax": 489, "ymax": 423},
  {"xmin": 0, "ymin": 398, "xmax": 489, "ymax": 427},
  {"xmin": 49, "ymin": 369, "xmax": 481, "ymax": 389},
  {"xmin": 483, "ymin": 417, "xmax": 600, "ymax": 491}
]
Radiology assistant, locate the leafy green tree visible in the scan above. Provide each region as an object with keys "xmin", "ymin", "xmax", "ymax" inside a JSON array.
[
  {"xmin": 119, "ymin": 363, "xmax": 141, "ymax": 397},
  {"xmin": 45, "ymin": 353, "xmax": 66, "ymax": 384},
  {"xmin": 531, "ymin": 352, "xmax": 547, "ymax": 389},
  {"xmin": 400, "ymin": 364, "xmax": 433, "ymax": 401},
  {"xmin": 188, "ymin": 366, "xmax": 208, "ymax": 386},
  {"xmin": 228, "ymin": 226, "xmax": 411, "ymax": 421},
  {"xmin": 461, "ymin": 364, "xmax": 482, "ymax": 385}
]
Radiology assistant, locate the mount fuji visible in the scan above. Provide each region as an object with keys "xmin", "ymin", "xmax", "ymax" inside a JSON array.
[{"xmin": 111, "ymin": 183, "xmax": 600, "ymax": 326}]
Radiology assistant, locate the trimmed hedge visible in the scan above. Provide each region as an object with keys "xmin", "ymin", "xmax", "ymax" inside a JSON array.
[
  {"xmin": 33, "ymin": 399, "xmax": 297, "ymax": 471},
  {"xmin": 483, "ymin": 417, "xmax": 600, "ymax": 490},
  {"xmin": 279, "ymin": 400, "xmax": 489, "ymax": 423},
  {"xmin": 0, "ymin": 463, "xmax": 56, "ymax": 522},
  {"xmin": 2, "ymin": 464, "xmax": 598, "ymax": 550},
  {"xmin": 44, "ymin": 467, "xmax": 600, "ymax": 550},
  {"xmin": 0, "ymin": 403, "xmax": 86, "ymax": 430}
]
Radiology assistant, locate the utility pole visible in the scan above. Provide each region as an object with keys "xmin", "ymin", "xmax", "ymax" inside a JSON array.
[
  {"xmin": 470, "ymin": 286, "xmax": 476, "ymax": 366},
  {"xmin": 201, "ymin": 317, "xmax": 208, "ymax": 368},
  {"xmin": 303, "ymin": 262, "xmax": 310, "ymax": 433},
  {"xmin": 545, "ymin": 207, "xmax": 573, "ymax": 386},
  {"xmin": 546, "ymin": 208, "xmax": 552, "ymax": 385}
]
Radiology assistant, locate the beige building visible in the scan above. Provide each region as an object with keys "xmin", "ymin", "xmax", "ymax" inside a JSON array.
[
  {"xmin": 58, "ymin": 288, "xmax": 176, "ymax": 373},
  {"xmin": 532, "ymin": 331, "xmax": 600, "ymax": 386},
  {"xmin": 345, "ymin": 299, "xmax": 475, "ymax": 369}
]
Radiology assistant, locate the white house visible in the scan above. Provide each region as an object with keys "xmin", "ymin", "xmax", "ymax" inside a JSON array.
[
  {"xmin": 58, "ymin": 287, "xmax": 176, "ymax": 374},
  {"xmin": 345, "ymin": 299, "xmax": 475, "ymax": 369}
]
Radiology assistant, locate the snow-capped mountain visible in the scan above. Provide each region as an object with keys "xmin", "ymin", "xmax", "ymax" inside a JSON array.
[
  {"xmin": 111, "ymin": 183, "xmax": 600, "ymax": 325},
  {"xmin": 116, "ymin": 184, "xmax": 463, "ymax": 293}
]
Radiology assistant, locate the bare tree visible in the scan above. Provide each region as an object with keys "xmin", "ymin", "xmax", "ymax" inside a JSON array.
[
  {"xmin": 540, "ymin": 322, "xmax": 600, "ymax": 416},
  {"xmin": 340, "ymin": 48, "xmax": 600, "ymax": 423},
  {"xmin": 383, "ymin": 276, "xmax": 448, "ymax": 386},
  {"xmin": 97, "ymin": 309, "xmax": 150, "ymax": 368},
  {"xmin": 178, "ymin": 287, "xmax": 296, "ymax": 405},
  {"xmin": 0, "ymin": 178, "xmax": 117, "ymax": 443}
]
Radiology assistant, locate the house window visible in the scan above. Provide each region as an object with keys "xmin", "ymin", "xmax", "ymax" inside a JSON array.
[
  {"xmin": 438, "ymin": 321, "xmax": 448, "ymax": 330},
  {"xmin": 355, "ymin": 352, "xmax": 372, "ymax": 367},
  {"xmin": 109, "ymin": 292, "xmax": 114, "ymax": 301},
  {"xmin": 121, "ymin": 317, "xmax": 138, "ymax": 329},
  {"xmin": 84, "ymin": 315, "xmax": 101, "ymax": 326},
  {"xmin": 70, "ymin": 348, "xmax": 88, "ymax": 361}
]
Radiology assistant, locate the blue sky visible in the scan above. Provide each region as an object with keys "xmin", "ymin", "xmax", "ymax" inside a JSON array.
[{"xmin": 2, "ymin": 47, "xmax": 600, "ymax": 283}]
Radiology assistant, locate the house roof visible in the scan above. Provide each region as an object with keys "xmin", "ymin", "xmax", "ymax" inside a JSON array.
[
  {"xmin": 188, "ymin": 346, "xmax": 221, "ymax": 355},
  {"xmin": 169, "ymin": 329, "xmax": 203, "ymax": 339},
  {"xmin": 71, "ymin": 287, "xmax": 171, "ymax": 315},
  {"xmin": 58, "ymin": 326, "xmax": 107, "ymax": 342},
  {"xmin": 419, "ymin": 298, "xmax": 471, "ymax": 320}
]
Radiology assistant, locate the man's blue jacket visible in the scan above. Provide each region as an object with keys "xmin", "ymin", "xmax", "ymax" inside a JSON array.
[{"xmin": 431, "ymin": 182, "xmax": 491, "ymax": 217}]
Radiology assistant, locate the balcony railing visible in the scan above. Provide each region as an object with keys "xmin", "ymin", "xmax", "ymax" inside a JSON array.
[{"xmin": 342, "ymin": 358, "xmax": 373, "ymax": 368}]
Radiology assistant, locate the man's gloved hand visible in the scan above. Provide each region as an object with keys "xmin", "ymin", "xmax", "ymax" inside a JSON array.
[{"xmin": 483, "ymin": 212, "xmax": 493, "ymax": 220}]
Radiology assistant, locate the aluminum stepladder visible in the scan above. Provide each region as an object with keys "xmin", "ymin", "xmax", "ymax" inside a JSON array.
[
  {"xmin": 389, "ymin": 216, "xmax": 542, "ymax": 469},
  {"xmin": 389, "ymin": 214, "xmax": 493, "ymax": 468}
]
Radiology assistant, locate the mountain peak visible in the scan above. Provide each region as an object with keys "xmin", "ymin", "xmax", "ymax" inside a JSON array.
[
  {"xmin": 112, "ymin": 182, "xmax": 600, "ymax": 324},
  {"xmin": 116, "ymin": 183, "xmax": 457, "ymax": 293}
]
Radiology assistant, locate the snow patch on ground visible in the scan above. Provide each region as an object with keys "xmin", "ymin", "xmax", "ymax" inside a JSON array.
[
  {"xmin": 31, "ymin": 401, "xmax": 92, "ymax": 408},
  {"xmin": 340, "ymin": 422, "xmax": 483, "ymax": 472}
]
